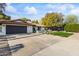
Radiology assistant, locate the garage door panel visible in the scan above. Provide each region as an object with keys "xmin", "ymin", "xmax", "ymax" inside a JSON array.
[{"xmin": 6, "ymin": 25, "xmax": 27, "ymax": 34}]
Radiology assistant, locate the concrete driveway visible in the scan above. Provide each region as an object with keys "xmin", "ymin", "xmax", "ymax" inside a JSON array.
[
  {"xmin": 8, "ymin": 33, "xmax": 79, "ymax": 56},
  {"xmin": 8, "ymin": 34, "xmax": 65, "ymax": 56},
  {"xmin": 33, "ymin": 33, "xmax": 79, "ymax": 56}
]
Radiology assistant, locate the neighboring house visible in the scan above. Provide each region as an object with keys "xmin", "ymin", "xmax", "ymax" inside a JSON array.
[
  {"xmin": 34, "ymin": 24, "xmax": 45, "ymax": 33},
  {"xmin": 0, "ymin": 19, "xmax": 45, "ymax": 35},
  {"xmin": 46, "ymin": 26, "xmax": 64, "ymax": 31}
]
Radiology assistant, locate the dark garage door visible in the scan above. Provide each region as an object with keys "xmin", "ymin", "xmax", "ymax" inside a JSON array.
[{"xmin": 6, "ymin": 25, "xmax": 27, "ymax": 34}]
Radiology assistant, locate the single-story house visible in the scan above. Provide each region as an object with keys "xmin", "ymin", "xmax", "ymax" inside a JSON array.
[{"xmin": 0, "ymin": 19, "xmax": 45, "ymax": 35}]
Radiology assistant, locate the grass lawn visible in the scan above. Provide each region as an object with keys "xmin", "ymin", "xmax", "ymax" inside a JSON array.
[{"xmin": 48, "ymin": 31, "xmax": 73, "ymax": 37}]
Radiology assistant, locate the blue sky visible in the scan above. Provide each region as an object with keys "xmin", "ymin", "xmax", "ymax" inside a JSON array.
[{"xmin": 5, "ymin": 3, "xmax": 79, "ymax": 20}]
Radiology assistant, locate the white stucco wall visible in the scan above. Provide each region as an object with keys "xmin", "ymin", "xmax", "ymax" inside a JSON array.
[
  {"xmin": 27, "ymin": 26, "xmax": 33, "ymax": 33},
  {"xmin": 0, "ymin": 24, "xmax": 6, "ymax": 35},
  {"xmin": 35, "ymin": 27, "xmax": 38, "ymax": 33},
  {"xmin": 41, "ymin": 27, "xmax": 45, "ymax": 31}
]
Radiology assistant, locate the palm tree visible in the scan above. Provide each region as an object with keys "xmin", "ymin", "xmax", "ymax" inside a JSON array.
[{"xmin": 0, "ymin": 3, "xmax": 6, "ymax": 13}]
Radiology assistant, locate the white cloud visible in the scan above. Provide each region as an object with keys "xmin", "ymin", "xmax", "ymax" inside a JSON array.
[
  {"xmin": 5, "ymin": 4, "xmax": 17, "ymax": 13},
  {"xmin": 6, "ymin": 3, "xmax": 11, "ymax": 6},
  {"xmin": 46, "ymin": 4, "xmax": 75, "ymax": 10},
  {"xmin": 11, "ymin": 14, "xmax": 23, "ymax": 20},
  {"xmin": 70, "ymin": 8, "xmax": 79, "ymax": 15},
  {"xmin": 57, "ymin": 4, "xmax": 75, "ymax": 12},
  {"xmin": 24, "ymin": 6, "xmax": 37, "ymax": 15},
  {"xmin": 11, "ymin": 16, "xmax": 19, "ymax": 20},
  {"xmin": 46, "ymin": 4, "xmax": 60, "ymax": 13},
  {"xmin": 48, "ymin": 11, "xmax": 53, "ymax": 13},
  {"xmin": 58, "ymin": 4, "xmax": 75, "ymax": 11},
  {"xmin": 47, "ymin": 4, "xmax": 75, "ymax": 13},
  {"xmin": 46, "ymin": 4, "xmax": 57, "ymax": 9}
]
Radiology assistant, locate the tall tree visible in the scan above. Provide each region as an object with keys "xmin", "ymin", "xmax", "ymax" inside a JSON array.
[
  {"xmin": 0, "ymin": 3, "xmax": 11, "ymax": 20},
  {"xmin": 65, "ymin": 15, "xmax": 78, "ymax": 24},
  {"xmin": 0, "ymin": 3, "xmax": 6, "ymax": 13},
  {"xmin": 41, "ymin": 12, "xmax": 64, "ymax": 27}
]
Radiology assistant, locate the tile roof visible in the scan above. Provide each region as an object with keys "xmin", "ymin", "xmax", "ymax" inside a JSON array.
[
  {"xmin": 0, "ymin": 19, "xmax": 45, "ymax": 27},
  {"xmin": 0, "ymin": 20, "xmax": 35, "ymax": 26}
]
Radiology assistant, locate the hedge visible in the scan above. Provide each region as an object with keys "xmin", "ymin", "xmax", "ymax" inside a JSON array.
[{"xmin": 64, "ymin": 24, "xmax": 79, "ymax": 32}]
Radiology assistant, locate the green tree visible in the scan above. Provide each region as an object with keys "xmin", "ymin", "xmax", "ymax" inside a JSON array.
[
  {"xmin": 0, "ymin": 14, "xmax": 4, "ymax": 19},
  {"xmin": 32, "ymin": 20, "xmax": 39, "ymax": 24},
  {"xmin": 20, "ymin": 18, "xmax": 31, "ymax": 21},
  {"xmin": 0, "ymin": 12, "xmax": 11, "ymax": 20},
  {"xmin": 5, "ymin": 16, "xmax": 11, "ymax": 20},
  {"xmin": 41, "ymin": 13, "xmax": 64, "ymax": 27},
  {"xmin": 0, "ymin": 3, "xmax": 11, "ymax": 20},
  {"xmin": 65, "ymin": 15, "xmax": 78, "ymax": 24}
]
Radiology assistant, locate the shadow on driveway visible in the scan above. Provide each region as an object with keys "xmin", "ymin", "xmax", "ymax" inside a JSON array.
[{"xmin": 10, "ymin": 44, "xmax": 24, "ymax": 53}]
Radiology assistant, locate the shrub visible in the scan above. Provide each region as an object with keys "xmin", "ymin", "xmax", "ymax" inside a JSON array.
[{"xmin": 64, "ymin": 24, "xmax": 79, "ymax": 32}]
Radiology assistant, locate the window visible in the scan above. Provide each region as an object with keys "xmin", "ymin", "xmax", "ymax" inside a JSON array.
[{"xmin": 0, "ymin": 25, "xmax": 2, "ymax": 32}]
